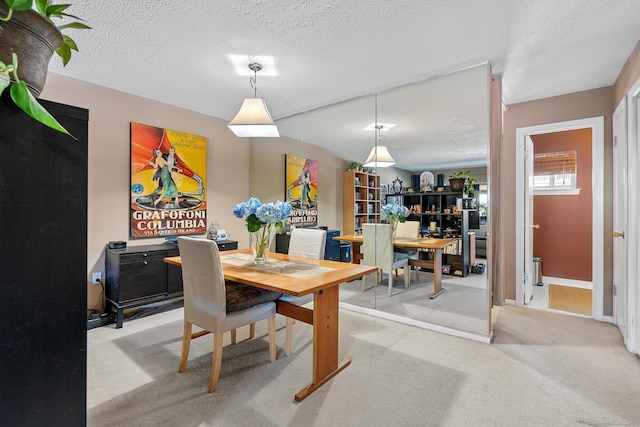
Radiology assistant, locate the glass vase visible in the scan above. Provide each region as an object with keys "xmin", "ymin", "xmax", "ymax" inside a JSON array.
[
  {"xmin": 391, "ymin": 218, "xmax": 398, "ymax": 239},
  {"xmin": 250, "ymin": 224, "xmax": 275, "ymax": 265}
]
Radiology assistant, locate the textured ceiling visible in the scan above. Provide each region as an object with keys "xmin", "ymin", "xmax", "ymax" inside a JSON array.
[{"xmin": 47, "ymin": 0, "xmax": 640, "ymax": 171}]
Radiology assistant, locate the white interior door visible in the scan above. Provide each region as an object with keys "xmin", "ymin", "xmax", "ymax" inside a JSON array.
[
  {"xmin": 613, "ymin": 98, "xmax": 628, "ymax": 341},
  {"xmin": 523, "ymin": 135, "xmax": 534, "ymax": 304}
]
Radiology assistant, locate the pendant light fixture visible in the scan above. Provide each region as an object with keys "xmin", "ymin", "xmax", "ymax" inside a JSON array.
[
  {"xmin": 363, "ymin": 124, "xmax": 396, "ymax": 167},
  {"xmin": 227, "ymin": 62, "xmax": 280, "ymax": 137}
]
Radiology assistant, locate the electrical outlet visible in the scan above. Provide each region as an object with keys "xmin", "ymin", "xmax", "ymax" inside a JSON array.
[{"xmin": 92, "ymin": 272, "xmax": 102, "ymax": 284}]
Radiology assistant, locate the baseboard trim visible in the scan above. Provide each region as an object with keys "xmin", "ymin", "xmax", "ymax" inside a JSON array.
[
  {"xmin": 339, "ymin": 302, "xmax": 491, "ymax": 343},
  {"xmin": 544, "ymin": 276, "xmax": 592, "ymax": 289}
]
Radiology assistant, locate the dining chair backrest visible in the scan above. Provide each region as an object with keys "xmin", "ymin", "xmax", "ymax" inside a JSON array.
[
  {"xmin": 362, "ymin": 224, "xmax": 394, "ymax": 269},
  {"xmin": 177, "ymin": 236, "xmax": 227, "ymax": 332},
  {"xmin": 395, "ymin": 220, "xmax": 420, "ymax": 238},
  {"xmin": 288, "ymin": 228, "xmax": 326, "ymax": 259}
]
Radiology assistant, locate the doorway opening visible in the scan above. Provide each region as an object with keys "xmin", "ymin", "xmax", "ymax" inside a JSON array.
[{"xmin": 515, "ymin": 117, "xmax": 604, "ymax": 320}]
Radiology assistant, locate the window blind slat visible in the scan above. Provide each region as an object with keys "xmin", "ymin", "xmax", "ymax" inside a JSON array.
[{"xmin": 534, "ymin": 150, "xmax": 576, "ymax": 176}]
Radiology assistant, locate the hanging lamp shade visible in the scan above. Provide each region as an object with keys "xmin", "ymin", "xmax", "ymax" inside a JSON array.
[
  {"xmin": 363, "ymin": 145, "xmax": 396, "ymax": 167},
  {"xmin": 227, "ymin": 98, "xmax": 280, "ymax": 137}
]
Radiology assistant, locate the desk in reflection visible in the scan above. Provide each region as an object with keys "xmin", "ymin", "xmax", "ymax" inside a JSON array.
[{"xmin": 334, "ymin": 234, "xmax": 456, "ymax": 298}]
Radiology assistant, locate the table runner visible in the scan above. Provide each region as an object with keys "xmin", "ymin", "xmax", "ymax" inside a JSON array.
[{"xmin": 220, "ymin": 253, "xmax": 335, "ymax": 279}]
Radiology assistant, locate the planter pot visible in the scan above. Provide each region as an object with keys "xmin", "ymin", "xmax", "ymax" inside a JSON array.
[
  {"xmin": 449, "ymin": 178, "xmax": 466, "ymax": 192},
  {"xmin": 0, "ymin": 5, "xmax": 63, "ymax": 98}
]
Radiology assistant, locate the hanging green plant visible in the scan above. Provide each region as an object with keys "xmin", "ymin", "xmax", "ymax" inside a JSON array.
[
  {"xmin": 0, "ymin": 53, "xmax": 75, "ymax": 137},
  {"xmin": 0, "ymin": 0, "xmax": 91, "ymax": 139}
]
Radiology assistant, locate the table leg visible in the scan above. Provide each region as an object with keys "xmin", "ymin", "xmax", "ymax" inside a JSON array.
[
  {"xmin": 430, "ymin": 248, "xmax": 446, "ymax": 299},
  {"xmin": 350, "ymin": 241, "xmax": 363, "ymax": 264},
  {"xmin": 294, "ymin": 285, "xmax": 351, "ymax": 402}
]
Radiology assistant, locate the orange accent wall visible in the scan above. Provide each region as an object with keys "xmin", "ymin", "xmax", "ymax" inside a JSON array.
[{"xmin": 532, "ymin": 128, "xmax": 592, "ymax": 281}]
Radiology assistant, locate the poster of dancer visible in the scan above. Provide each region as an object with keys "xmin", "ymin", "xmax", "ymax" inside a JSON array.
[
  {"xmin": 285, "ymin": 154, "xmax": 318, "ymax": 227},
  {"xmin": 130, "ymin": 122, "xmax": 207, "ymax": 238}
]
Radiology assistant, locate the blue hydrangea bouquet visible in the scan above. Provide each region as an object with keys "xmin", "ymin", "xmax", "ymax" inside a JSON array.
[
  {"xmin": 233, "ymin": 198, "xmax": 292, "ymax": 264},
  {"xmin": 381, "ymin": 203, "xmax": 410, "ymax": 233}
]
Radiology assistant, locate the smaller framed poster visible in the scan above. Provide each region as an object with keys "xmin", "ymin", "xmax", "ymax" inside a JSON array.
[{"xmin": 285, "ymin": 154, "xmax": 318, "ymax": 227}]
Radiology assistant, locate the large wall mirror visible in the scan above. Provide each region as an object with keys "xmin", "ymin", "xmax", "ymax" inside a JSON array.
[{"xmin": 260, "ymin": 63, "xmax": 491, "ymax": 338}]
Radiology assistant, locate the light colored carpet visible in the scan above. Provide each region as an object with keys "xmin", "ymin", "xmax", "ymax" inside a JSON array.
[
  {"xmin": 339, "ymin": 267, "xmax": 489, "ymax": 335},
  {"xmin": 87, "ymin": 304, "xmax": 640, "ymax": 427}
]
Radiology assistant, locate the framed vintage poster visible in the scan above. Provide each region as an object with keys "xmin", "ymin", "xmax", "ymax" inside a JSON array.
[
  {"xmin": 285, "ymin": 154, "xmax": 318, "ymax": 227},
  {"xmin": 130, "ymin": 122, "xmax": 207, "ymax": 238}
]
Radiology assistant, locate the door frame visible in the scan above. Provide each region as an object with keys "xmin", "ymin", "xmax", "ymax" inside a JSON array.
[
  {"xmin": 523, "ymin": 135, "xmax": 534, "ymax": 304},
  {"xmin": 612, "ymin": 97, "xmax": 628, "ymax": 345},
  {"xmin": 626, "ymin": 77, "xmax": 640, "ymax": 353},
  {"xmin": 515, "ymin": 117, "xmax": 604, "ymax": 319}
]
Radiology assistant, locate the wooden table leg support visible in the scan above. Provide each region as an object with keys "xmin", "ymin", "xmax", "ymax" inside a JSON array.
[
  {"xmin": 295, "ymin": 359, "xmax": 351, "ymax": 402},
  {"xmin": 430, "ymin": 248, "xmax": 446, "ymax": 299},
  {"xmin": 294, "ymin": 286, "xmax": 351, "ymax": 402}
]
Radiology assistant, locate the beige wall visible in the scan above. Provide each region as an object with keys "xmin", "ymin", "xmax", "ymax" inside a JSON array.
[
  {"xmin": 501, "ymin": 87, "xmax": 614, "ymax": 310},
  {"xmin": 40, "ymin": 73, "xmax": 251, "ymax": 311}
]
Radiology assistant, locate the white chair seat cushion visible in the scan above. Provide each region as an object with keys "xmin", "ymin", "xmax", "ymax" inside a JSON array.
[
  {"xmin": 395, "ymin": 247, "xmax": 418, "ymax": 258},
  {"xmin": 390, "ymin": 257, "xmax": 409, "ymax": 270},
  {"xmin": 223, "ymin": 301, "xmax": 276, "ymax": 332},
  {"xmin": 393, "ymin": 251, "xmax": 410, "ymax": 262},
  {"xmin": 278, "ymin": 293, "xmax": 313, "ymax": 305}
]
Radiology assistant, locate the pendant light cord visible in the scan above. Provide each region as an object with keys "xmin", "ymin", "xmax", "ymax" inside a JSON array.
[{"xmin": 249, "ymin": 63, "xmax": 262, "ymax": 97}]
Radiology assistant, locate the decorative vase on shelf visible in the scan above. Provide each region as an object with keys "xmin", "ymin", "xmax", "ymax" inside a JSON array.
[{"xmin": 250, "ymin": 224, "xmax": 275, "ymax": 265}]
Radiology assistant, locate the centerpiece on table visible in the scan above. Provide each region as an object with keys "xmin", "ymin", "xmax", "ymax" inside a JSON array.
[
  {"xmin": 233, "ymin": 197, "xmax": 292, "ymax": 264},
  {"xmin": 381, "ymin": 203, "xmax": 410, "ymax": 237}
]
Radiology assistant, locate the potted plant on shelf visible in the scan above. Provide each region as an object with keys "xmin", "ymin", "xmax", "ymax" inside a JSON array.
[
  {"xmin": 449, "ymin": 170, "xmax": 477, "ymax": 197},
  {"xmin": 348, "ymin": 161, "xmax": 362, "ymax": 171},
  {"xmin": 0, "ymin": 0, "xmax": 90, "ymax": 139},
  {"xmin": 449, "ymin": 170, "xmax": 470, "ymax": 193}
]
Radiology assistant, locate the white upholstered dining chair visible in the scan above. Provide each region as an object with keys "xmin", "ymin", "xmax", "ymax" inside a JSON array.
[
  {"xmin": 362, "ymin": 223, "xmax": 410, "ymax": 297},
  {"xmin": 278, "ymin": 227, "xmax": 326, "ymax": 356},
  {"xmin": 177, "ymin": 237, "xmax": 280, "ymax": 392},
  {"xmin": 394, "ymin": 220, "xmax": 421, "ymax": 281}
]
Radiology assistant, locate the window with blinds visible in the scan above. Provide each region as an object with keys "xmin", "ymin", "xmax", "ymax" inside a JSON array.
[{"xmin": 533, "ymin": 149, "xmax": 578, "ymax": 193}]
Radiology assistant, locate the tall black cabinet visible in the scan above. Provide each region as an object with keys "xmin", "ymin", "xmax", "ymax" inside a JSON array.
[{"xmin": 0, "ymin": 99, "xmax": 88, "ymax": 426}]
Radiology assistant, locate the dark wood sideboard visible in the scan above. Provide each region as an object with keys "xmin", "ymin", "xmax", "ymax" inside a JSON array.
[{"xmin": 106, "ymin": 240, "xmax": 238, "ymax": 327}]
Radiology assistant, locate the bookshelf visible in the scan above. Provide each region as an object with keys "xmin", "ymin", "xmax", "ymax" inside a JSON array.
[{"xmin": 343, "ymin": 170, "xmax": 380, "ymax": 235}]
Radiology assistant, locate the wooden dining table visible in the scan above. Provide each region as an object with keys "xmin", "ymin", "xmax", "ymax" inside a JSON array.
[
  {"xmin": 164, "ymin": 249, "xmax": 377, "ymax": 402},
  {"xmin": 334, "ymin": 234, "xmax": 457, "ymax": 299}
]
